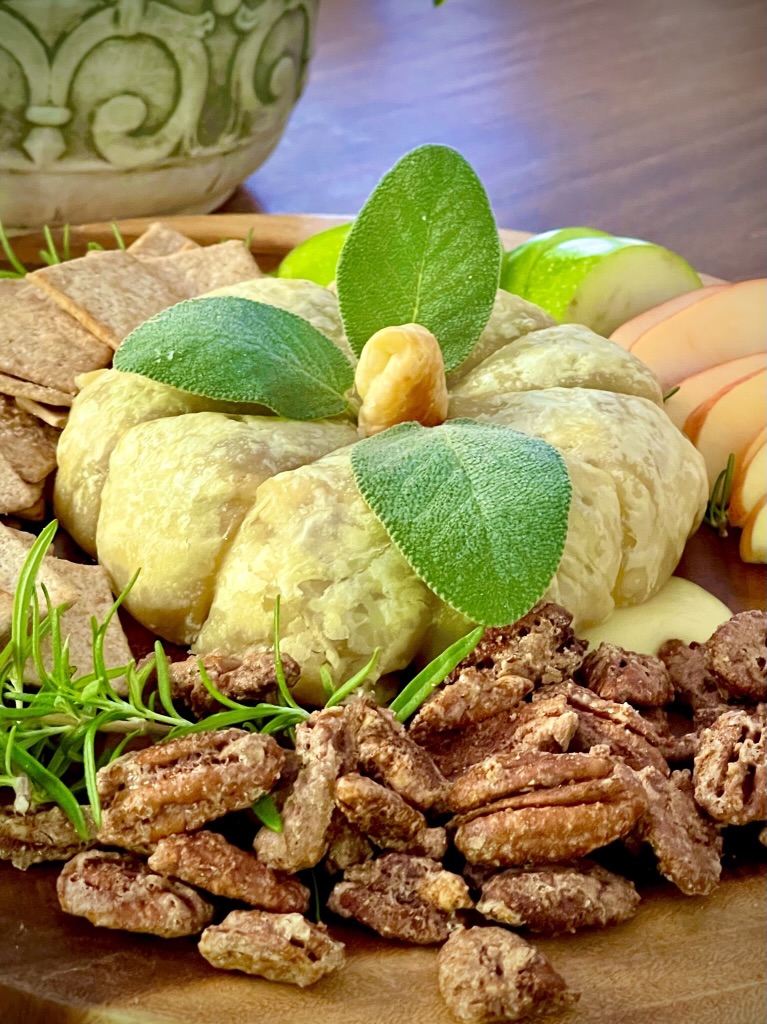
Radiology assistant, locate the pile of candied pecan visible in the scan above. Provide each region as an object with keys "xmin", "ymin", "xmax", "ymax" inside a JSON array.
[{"xmin": 1, "ymin": 603, "xmax": 765, "ymax": 1023}]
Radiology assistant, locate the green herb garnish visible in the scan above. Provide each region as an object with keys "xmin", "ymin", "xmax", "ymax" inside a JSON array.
[
  {"xmin": 351, "ymin": 420, "xmax": 571, "ymax": 625},
  {"xmin": 113, "ymin": 297, "xmax": 356, "ymax": 421},
  {"xmin": 705, "ymin": 453, "xmax": 736, "ymax": 536},
  {"xmin": 390, "ymin": 625, "xmax": 484, "ymax": 721},
  {"xmin": 336, "ymin": 144, "xmax": 502, "ymax": 370},
  {"xmin": 252, "ymin": 794, "xmax": 283, "ymax": 833}
]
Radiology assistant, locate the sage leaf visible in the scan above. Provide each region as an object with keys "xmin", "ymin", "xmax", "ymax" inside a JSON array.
[
  {"xmin": 351, "ymin": 420, "xmax": 571, "ymax": 626},
  {"xmin": 113, "ymin": 297, "xmax": 355, "ymax": 420},
  {"xmin": 336, "ymin": 145, "xmax": 502, "ymax": 371}
]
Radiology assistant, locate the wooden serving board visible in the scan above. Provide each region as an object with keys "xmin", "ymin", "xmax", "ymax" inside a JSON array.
[{"xmin": 0, "ymin": 216, "xmax": 762, "ymax": 1024}]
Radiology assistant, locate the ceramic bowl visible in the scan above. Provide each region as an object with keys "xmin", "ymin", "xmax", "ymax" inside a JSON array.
[{"xmin": 0, "ymin": 0, "xmax": 318, "ymax": 229}]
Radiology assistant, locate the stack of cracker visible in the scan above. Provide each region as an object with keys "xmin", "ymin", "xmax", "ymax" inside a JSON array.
[{"xmin": 0, "ymin": 223, "xmax": 262, "ymax": 519}]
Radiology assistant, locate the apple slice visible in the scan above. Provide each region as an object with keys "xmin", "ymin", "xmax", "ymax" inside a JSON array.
[
  {"xmin": 684, "ymin": 368, "xmax": 767, "ymax": 491},
  {"xmin": 523, "ymin": 236, "xmax": 702, "ymax": 337},
  {"xmin": 740, "ymin": 495, "xmax": 766, "ymax": 563},
  {"xmin": 610, "ymin": 284, "xmax": 728, "ymax": 350},
  {"xmin": 629, "ymin": 278, "xmax": 767, "ymax": 389},
  {"xmin": 664, "ymin": 353, "xmax": 766, "ymax": 430},
  {"xmin": 500, "ymin": 227, "xmax": 611, "ymax": 295},
  {"xmin": 729, "ymin": 428, "xmax": 767, "ymax": 527}
]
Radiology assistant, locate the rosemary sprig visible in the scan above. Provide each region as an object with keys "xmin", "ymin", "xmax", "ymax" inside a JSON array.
[
  {"xmin": 390, "ymin": 625, "xmax": 484, "ymax": 722},
  {"xmin": 0, "ymin": 219, "xmax": 127, "ymax": 277},
  {"xmin": 704, "ymin": 453, "xmax": 736, "ymax": 536}
]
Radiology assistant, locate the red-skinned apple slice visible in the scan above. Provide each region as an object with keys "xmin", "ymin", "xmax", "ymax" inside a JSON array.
[
  {"xmin": 610, "ymin": 284, "xmax": 728, "ymax": 350},
  {"xmin": 684, "ymin": 368, "xmax": 767, "ymax": 492},
  {"xmin": 628, "ymin": 278, "xmax": 767, "ymax": 389},
  {"xmin": 665, "ymin": 354, "xmax": 766, "ymax": 431},
  {"xmin": 740, "ymin": 495, "xmax": 766, "ymax": 563},
  {"xmin": 729, "ymin": 428, "xmax": 767, "ymax": 528}
]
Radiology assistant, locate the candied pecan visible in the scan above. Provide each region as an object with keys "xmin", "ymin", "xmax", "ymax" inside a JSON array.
[
  {"xmin": 409, "ymin": 670, "xmax": 532, "ymax": 743},
  {"xmin": 168, "ymin": 647, "xmax": 299, "ymax": 718},
  {"xmin": 198, "ymin": 909, "xmax": 345, "ymax": 987},
  {"xmin": 538, "ymin": 680, "xmax": 670, "ymax": 776},
  {"xmin": 147, "ymin": 831, "xmax": 309, "ymax": 913},
  {"xmin": 255, "ymin": 707, "xmax": 352, "ymax": 873},
  {"xmin": 634, "ymin": 767, "xmax": 722, "ymax": 896},
  {"xmin": 346, "ymin": 699, "xmax": 447, "ymax": 811},
  {"xmin": 446, "ymin": 602, "xmax": 586, "ymax": 690},
  {"xmin": 323, "ymin": 810, "xmax": 374, "ymax": 874},
  {"xmin": 447, "ymin": 749, "xmax": 615, "ymax": 814},
  {"xmin": 704, "ymin": 610, "xmax": 767, "ymax": 702},
  {"xmin": 582, "ymin": 643, "xmax": 674, "ymax": 707},
  {"xmin": 641, "ymin": 708, "xmax": 698, "ymax": 763},
  {"xmin": 693, "ymin": 706, "xmax": 766, "ymax": 825},
  {"xmin": 0, "ymin": 805, "xmax": 94, "ymax": 871},
  {"xmin": 57, "ymin": 850, "xmax": 213, "ymax": 937},
  {"xmin": 419, "ymin": 696, "xmax": 578, "ymax": 780},
  {"xmin": 658, "ymin": 639, "xmax": 722, "ymax": 713},
  {"xmin": 327, "ymin": 853, "xmax": 472, "ymax": 944},
  {"xmin": 476, "ymin": 860, "xmax": 640, "ymax": 934},
  {"xmin": 97, "ymin": 729, "xmax": 283, "ymax": 848},
  {"xmin": 453, "ymin": 759, "xmax": 647, "ymax": 867},
  {"xmin": 334, "ymin": 773, "xmax": 446, "ymax": 857},
  {"xmin": 438, "ymin": 926, "xmax": 576, "ymax": 1024}
]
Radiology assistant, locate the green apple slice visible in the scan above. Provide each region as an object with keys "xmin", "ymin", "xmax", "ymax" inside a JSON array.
[
  {"xmin": 276, "ymin": 222, "xmax": 352, "ymax": 286},
  {"xmin": 500, "ymin": 226, "xmax": 611, "ymax": 295},
  {"xmin": 524, "ymin": 236, "xmax": 702, "ymax": 336}
]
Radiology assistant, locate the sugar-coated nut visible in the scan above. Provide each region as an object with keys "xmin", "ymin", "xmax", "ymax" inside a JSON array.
[
  {"xmin": 355, "ymin": 323, "xmax": 448, "ymax": 437},
  {"xmin": 693, "ymin": 705, "xmax": 766, "ymax": 825},
  {"xmin": 437, "ymin": 926, "xmax": 576, "ymax": 1023},
  {"xmin": 198, "ymin": 909, "xmax": 345, "ymax": 987}
]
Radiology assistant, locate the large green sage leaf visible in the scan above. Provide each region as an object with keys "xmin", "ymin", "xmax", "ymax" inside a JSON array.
[
  {"xmin": 113, "ymin": 297, "xmax": 355, "ymax": 420},
  {"xmin": 351, "ymin": 420, "xmax": 571, "ymax": 626},
  {"xmin": 336, "ymin": 145, "xmax": 502, "ymax": 371}
]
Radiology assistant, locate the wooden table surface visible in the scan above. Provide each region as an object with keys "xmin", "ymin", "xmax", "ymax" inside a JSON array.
[{"xmin": 223, "ymin": 0, "xmax": 767, "ymax": 283}]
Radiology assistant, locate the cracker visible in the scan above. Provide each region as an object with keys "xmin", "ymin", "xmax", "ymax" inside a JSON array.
[
  {"xmin": 29, "ymin": 251, "xmax": 185, "ymax": 350},
  {"xmin": 0, "ymin": 396, "xmax": 59, "ymax": 484},
  {"xmin": 0, "ymin": 281, "xmax": 112, "ymax": 393},
  {"xmin": 0, "ymin": 524, "xmax": 78, "ymax": 611},
  {"xmin": 0, "ymin": 372, "xmax": 73, "ymax": 407},
  {"xmin": 0, "ymin": 452, "xmax": 41, "ymax": 516},
  {"xmin": 3, "ymin": 527, "xmax": 132, "ymax": 689},
  {"xmin": 15, "ymin": 397, "xmax": 68, "ymax": 429},
  {"xmin": 13, "ymin": 496, "xmax": 46, "ymax": 522},
  {"xmin": 128, "ymin": 222, "xmax": 200, "ymax": 258},
  {"xmin": 145, "ymin": 240, "xmax": 262, "ymax": 298},
  {"xmin": 0, "ymin": 588, "xmax": 12, "ymax": 645}
]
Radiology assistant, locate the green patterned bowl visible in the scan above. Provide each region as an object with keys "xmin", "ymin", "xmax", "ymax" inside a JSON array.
[{"xmin": 0, "ymin": 0, "xmax": 318, "ymax": 228}]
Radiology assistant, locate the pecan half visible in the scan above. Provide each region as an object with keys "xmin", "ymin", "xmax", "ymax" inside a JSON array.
[
  {"xmin": 437, "ymin": 926, "xmax": 576, "ymax": 1024},
  {"xmin": 323, "ymin": 809, "xmax": 374, "ymax": 874},
  {"xmin": 409, "ymin": 670, "xmax": 532, "ymax": 743},
  {"xmin": 640, "ymin": 708, "xmax": 698, "ymax": 763},
  {"xmin": 538, "ymin": 680, "xmax": 670, "ymax": 775},
  {"xmin": 327, "ymin": 853, "xmax": 472, "ymax": 944},
  {"xmin": 198, "ymin": 909, "xmax": 345, "ymax": 987},
  {"xmin": 453, "ymin": 757, "xmax": 647, "ymax": 867},
  {"xmin": 693, "ymin": 706, "xmax": 766, "ymax": 825},
  {"xmin": 0, "ymin": 805, "xmax": 94, "ymax": 871},
  {"xmin": 447, "ymin": 749, "xmax": 615, "ymax": 815},
  {"xmin": 658, "ymin": 639, "xmax": 723, "ymax": 717},
  {"xmin": 445, "ymin": 602, "xmax": 586, "ymax": 688},
  {"xmin": 254, "ymin": 707, "xmax": 351, "ymax": 873},
  {"xmin": 476, "ymin": 861, "xmax": 640, "ymax": 934},
  {"xmin": 147, "ymin": 831, "xmax": 309, "ymax": 913},
  {"xmin": 335, "ymin": 773, "xmax": 446, "ymax": 858},
  {"xmin": 57, "ymin": 850, "xmax": 213, "ymax": 937},
  {"xmin": 168, "ymin": 647, "xmax": 299, "ymax": 718},
  {"xmin": 704, "ymin": 611, "xmax": 767, "ymax": 703},
  {"xmin": 634, "ymin": 767, "xmax": 722, "ymax": 896},
  {"xmin": 346, "ymin": 699, "xmax": 447, "ymax": 811},
  {"xmin": 418, "ymin": 696, "xmax": 578, "ymax": 780},
  {"xmin": 582, "ymin": 643, "xmax": 674, "ymax": 707},
  {"xmin": 97, "ymin": 729, "xmax": 283, "ymax": 848}
]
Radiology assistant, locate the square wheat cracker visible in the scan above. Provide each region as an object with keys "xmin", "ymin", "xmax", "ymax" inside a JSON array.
[
  {"xmin": 144, "ymin": 240, "xmax": 262, "ymax": 298},
  {"xmin": 0, "ymin": 396, "xmax": 58, "ymax": 484},
  {"xmin": 128, "ymin": 222, "xmax": 200, "ymax": 258}
]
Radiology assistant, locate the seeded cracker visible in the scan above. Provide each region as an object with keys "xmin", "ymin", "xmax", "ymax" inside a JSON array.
[
  {"xmin": 144, "ymin": 240, "xmax": 262, "ymax": 298},
  {"xmin": 127, "ymin": 222, "xmax": 200, "ymax": 258},
  {"xmin": 29, "ymin": 250, "xmax": 186, "ymax": 350},
  {"xmin": 0, "ymin": 395, "xmax": 59, "ymax": 484},
  {"xmin": 0, "ymin": 280, "xmax": 112, "ymax": 394}
]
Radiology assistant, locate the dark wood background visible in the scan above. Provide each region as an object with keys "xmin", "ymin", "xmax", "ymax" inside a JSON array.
[{"xmin": 223, "ymin": 0, "xmax": 766, "ymax": 282}]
